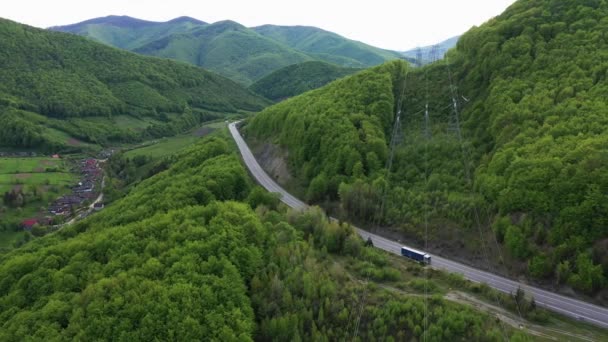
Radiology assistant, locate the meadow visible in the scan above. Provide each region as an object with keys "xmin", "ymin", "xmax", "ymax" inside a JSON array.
[
  {"xmin": 0, "ymin": 157, "xmax": 61, "ymax": 173},
  {"xmin": 0, "ymin": 156, "xmax": 77, "ymax": 247},
  {"xmin": 124, "ymin": 120, "xmax": 226, "ymax": 159},
  {"xmin": 0, "ymin": 157, "xmax": 73, "ymax": 191}
]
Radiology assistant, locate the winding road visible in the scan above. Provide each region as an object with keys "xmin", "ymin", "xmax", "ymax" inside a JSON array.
[{"xmin": 229, "ymin": 122, "xmax": 608, "ymax": 330}]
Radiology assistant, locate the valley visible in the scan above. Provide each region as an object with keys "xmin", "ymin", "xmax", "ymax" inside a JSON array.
[{"xmin": 0, "ymin": 0, "xmax": 607, "ymax": 339}]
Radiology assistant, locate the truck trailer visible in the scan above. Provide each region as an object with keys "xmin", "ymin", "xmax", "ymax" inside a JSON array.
[{"xmin": 401, "ymin": 246, "xmax": 431, "ymax": 265}]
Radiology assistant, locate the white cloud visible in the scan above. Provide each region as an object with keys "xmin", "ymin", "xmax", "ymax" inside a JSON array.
[{"xmin": 2, "ymin": 0, "xmax": 517, "ymax": 50}]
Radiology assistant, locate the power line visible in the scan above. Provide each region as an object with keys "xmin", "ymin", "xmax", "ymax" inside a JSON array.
[
  {"xmin": 376, "ymin": 65, "xmax": 408, "ymax": 226},
  {"xmin": 444, "ymin": 53, "xmax": 527, "ymax": 326},
  {"xmin": 444, "ymin": 54, "xmax": 512, "ymax": 341},
  {"xmin": 422, "ymin": 46, "xmax": 431, "ymax": 342},
  {"xmin": 353, "ymin": 64, "xmax": 408, "ymax": 341}
]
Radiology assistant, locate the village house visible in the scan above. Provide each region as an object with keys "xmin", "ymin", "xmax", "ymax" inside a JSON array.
[
  {"xmin": 47, "ymin": 158, "xmax": 103, "ymax": 217},
  {"xmin": 21, "ymin": 219, "xmax": 38, "ymax": 231}
]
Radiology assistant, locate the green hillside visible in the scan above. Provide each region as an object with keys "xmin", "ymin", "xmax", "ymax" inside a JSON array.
[
  {"xmin": 0, "ymin": 132, "xmax": 524, "ymax": 340},
  {"xmin": 245, "ymin": 0, "xmax": 608, "ymax": 297},
  {"xmin": 49, "ymin": 15, "xmax": 207, "ymax": 50},
  {"xmin": 52, "ymin": 17, "xmax": 405, "ymax": 85},
  {"xmin": 134, "ymin": 20, "xmax": 313, "ymax": 85},
  {"xmin": 245, "ymin": 61, "xmax": 403, "ymax": 202},
  {"xmin": 0, "ymin": 18, "xmax": 268, "ymax": 151},
  {"xmin": 249, "ymin": 61, "xmax": 361, "ymax": 101},
  {"xmin": 252, "ymin": 25, "xmax": 404, "ymax": 67}
]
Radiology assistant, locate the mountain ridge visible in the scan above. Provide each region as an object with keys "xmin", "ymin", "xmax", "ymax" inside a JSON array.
[
  {"xmin": 50, "ymin": 16, "xmax": 405, "ymax": 84},
  {"xmin": 49, "ymin": 15, "xmax": 207, "ymax": 31},
  {"xmin": 132, "ymin": 20, "xmax": 313, "ymax": 85},
  {"xmin": 252, "ymin": 24, "xmax": 404, "ymax": 67},
  {"xmin": 166, "ymin": 16, "xmax": 207, "ymax": 25}
]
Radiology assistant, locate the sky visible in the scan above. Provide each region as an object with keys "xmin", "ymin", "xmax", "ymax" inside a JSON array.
[{"xmin": 2, "ymin": 0, "xmax": 517, "ymax": 51}]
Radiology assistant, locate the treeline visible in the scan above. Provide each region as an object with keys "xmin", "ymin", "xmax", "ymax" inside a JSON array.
[
  {"xmin": 245, "ymin": 0, "xmax": 608, "ymax": 296},
  {"xmin": 0, "ymin": 105, "xmax": 225, "ymax": 152},
  {"xmin": 0, "ymin": 135, "xmax": 516, "ymax": 340},
  {"xmin": 0, "ymin": 110, "xmax": 49, "ymax": 149}
]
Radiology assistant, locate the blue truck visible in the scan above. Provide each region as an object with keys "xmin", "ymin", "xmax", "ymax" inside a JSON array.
[{"xmin": 401, "ymin": 246, "xmax": 431, "ymax": 265}]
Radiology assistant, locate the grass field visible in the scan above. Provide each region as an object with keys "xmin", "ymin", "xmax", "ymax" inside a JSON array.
[
  {"xmin": 0, "ymin": 157, "xmax": 62, "ymax": 174},
  {"xmin": 0, "ymin": 173, "xmax": 74, "ymax": 187},
  {"xmin": 199, "ymin": 121, "xmax": 227, "ymax": 129},
  {"xmin": 124, "ymin": 121, "xmax": 227, "ymax": 159},
  {"xmin": 0, "ymin": 157, "xmax": 75, "ymax": 195},
  {"xmin": 111, "ymin": 115, "xmax": 163, "ymax": 130},
  {"xmin": 42, "ymin": 127, "xmax": 97, "ymax": 149},
  {"xmin": 124, "ymin": 135, "xmax": 198, "ymax": 159},
  {"xmin": 72, "ymin": 115, "xmax": 163, "ymax": 130}
]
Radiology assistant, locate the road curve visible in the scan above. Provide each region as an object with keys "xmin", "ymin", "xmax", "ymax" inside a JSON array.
[{"xmin": 229, "ymin": 122, "xmax": 608, "ymax": 329}]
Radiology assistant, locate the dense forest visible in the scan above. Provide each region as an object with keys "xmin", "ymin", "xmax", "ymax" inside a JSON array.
[
  {"xmin": 132, "ymin": 20, "xmax": 313, "ymax": 85},
  {"xmin": 245, "ymin": 61, "xmax": 402, "ymax": 203},
  {"xmin": 249, "ymin": 61, "xmax": 360, "ymax": 101},
  {"xmin": 0, "ymin": 134, "xmax": 518, "ymax": 340},
  {"xmin": 0, "ymin": 19, "xmax": 268, "ymax": 151},
  {"xmin": 245, "ymin": 0, "xmax": 608, "ymax": 298}
]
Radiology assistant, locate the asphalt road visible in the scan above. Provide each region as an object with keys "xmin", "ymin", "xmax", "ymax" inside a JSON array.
[{"xmin": 229, "ymin": 122, "xmax": 608, "ymax": 330}]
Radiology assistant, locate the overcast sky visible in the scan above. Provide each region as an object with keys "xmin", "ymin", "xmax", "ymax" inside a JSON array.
[{"xmin": 3, "ymin": 0, "xmax": 517, "ymax": 51}]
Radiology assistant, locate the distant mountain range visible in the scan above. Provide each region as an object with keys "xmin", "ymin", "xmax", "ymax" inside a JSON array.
[
  {"xmin": 401, "ymin": 35, "xmax": 460, "ymax": 64},
  {"xmin": 132, "ymin": 20, "xmax": 312, "ymax": 85},
  {"xmin": 51, "ymin": 16, "xmax": 406, "ymax": 85},
  {"xmin": 50, "ymin": 16, "xmax": 207, "ymax": 50},
  {"xmin": 252, "ymin": 25, "xmax": 403, "ymax": 67}
]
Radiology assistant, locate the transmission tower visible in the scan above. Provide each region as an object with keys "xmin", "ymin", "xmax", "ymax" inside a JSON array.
[
  {"xmin": 416, "ymin": 47, "xmax": 423, "ymax": 68},
  {"xmin": 430, "ymin": 44, "xmax": 441, "ymax": 63}
]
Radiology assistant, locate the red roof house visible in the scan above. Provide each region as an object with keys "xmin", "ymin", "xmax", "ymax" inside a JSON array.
[{"xmin": 22, "ymin": 219, "xmax": 38, "ymax": 230}]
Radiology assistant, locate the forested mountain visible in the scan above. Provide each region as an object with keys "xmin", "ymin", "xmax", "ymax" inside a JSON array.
[
  {"xmin": 245, "ymin": 61, "xmax": 400, "ymax": 201},
  {"xmin": 252, "ymin": 25, "xmax": 404, "ymax": 67},
  {"xmin": 133, "ymin": 20, "xmax": 313, "ymax": 85},
  {"xmin": 49, "ymin": 15, "xmax": 207, "ymax": 50},
  {"xmin": 245, "ymin": 0, "xmax": 608, "ymax": 298},
  {"xmin": 0, "ymin": 18, "xmax": 267, "ymax": 151},
  {"xmin": 401, "ymin": 35, "xmax": 460, "ymax": 64},
  {"xmin": 249, "ymin": 61, "xmax": 361, "ymax": 101},
  {"xmin": 0, "ymin": 133, "xmax": 517, "ymax": 340},
  {"xmin": 51, "ymin": 17, "xmax": 405, "ymax": 85}
]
